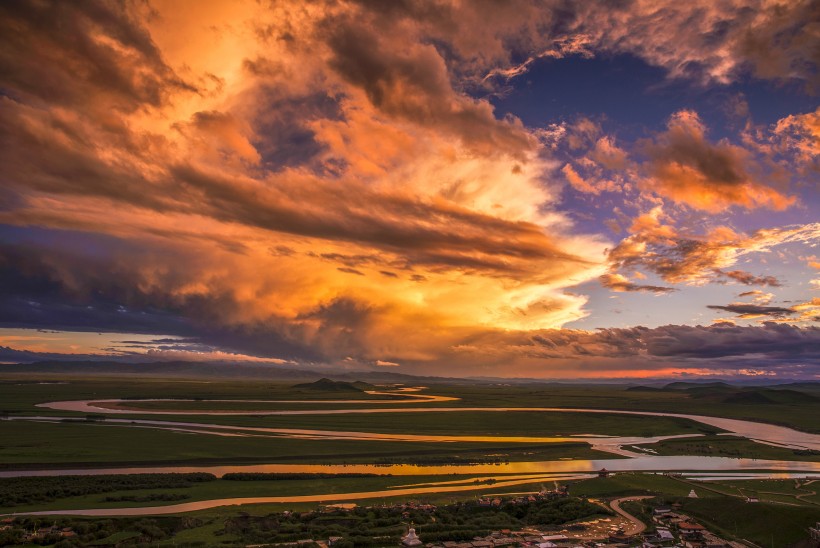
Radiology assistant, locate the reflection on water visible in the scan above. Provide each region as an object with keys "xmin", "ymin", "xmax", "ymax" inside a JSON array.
[
  {"xmin": 3, "ymin": 456, "xmax": 820, "ymax": 479},
  {"xmin": 8, "ymin": 388, "xmax": 820, "ymax": 517},
  {"xmin": 6, "ymin": 464, "xmax": 820, "ymax": 516},
  {"xmin": 5, "ymin": 474, "xmax": 592, "ymax": 516}
]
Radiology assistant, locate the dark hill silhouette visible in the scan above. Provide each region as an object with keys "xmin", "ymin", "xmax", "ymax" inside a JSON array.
[
  {"xmin": 291, "ymin": 378, "xmax": 375, "ymax": 392},
  {"xmin": 722, "ymin": 391, "xmax": 774, "ymax": 405},
  {"xmin": 751, "ymin": 388, "xmax": 818, "ymax": 404},
  {"xmin": 663, "ymin": 381, "xmax": 731, "ymax": 390}
]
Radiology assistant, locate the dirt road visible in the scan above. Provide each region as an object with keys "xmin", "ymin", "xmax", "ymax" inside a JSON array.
[{"xmin": 609, "ymin": 496, "xmax": 653, "ymax": 535}]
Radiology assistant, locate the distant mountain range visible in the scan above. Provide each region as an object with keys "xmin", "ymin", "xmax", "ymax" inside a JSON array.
[
  {"xmin": 1, "ymin": 360, "xmax": 818, "ymax": 389},
  {"xmin": 0, "ymin": 360, "xmax": 460, "ymax": 385},
  {"xmin": 626, "ymin": 380, "xmax": 820, "ymax": 404}
]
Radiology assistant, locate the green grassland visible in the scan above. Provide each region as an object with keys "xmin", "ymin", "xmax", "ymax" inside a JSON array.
[
  {"xmin": 0, "ymin": 420, "xmax": 616, "ymax": 468},
  {"xmin": 204, "ymin": 410, "xmax": 719, "ymax": 436},
  {"xmin": 2, "ymin": 473, "xmax": 818, "ymax": 547},
  {"xmin": 568, "ymin": 472, "xmax": 701, "ymax": 498},
  {"xmin": 2, "ymin": 375, "xmax": 818, "ymax": 548},
  {"xmin": 574, "ymin": 473, "xmax": 819, "ymax": 507},
  {"xmin": 679, "ymin": 498, "xmax": 819, "ymax": 547},
  {"xmin": 28, "ymin": 408, "xmax": 723, "ymax": 440},
  {"xmin": 0, "ymin": 472, "xmax": 604, "ymax": 514},
  {"xmin": 706, "ymin": 477, "xmax": 820, "ymax": 505},
  {"xmin": 0, "ymin": 474, "xmax": 473, "ymax": 514},
  {"xmin": 566, "ymin": 474, "xmax": 820, "ymax": 547},
  {"xmin": 618, "ymin": 494, "xmax": 819, "ymax": 548},
  {"xmin": 2, "ymin": 377, "xmax": 818, "ymax": 432},
  {"xmin": 1, "ymin": 376, "xmax": 818, "ymax": 471},
  {"xmin": 1, "ymin": 491, "xmax": 610, "ymax": 548},
  {"xmin": 50, "ymin": 397, "xmax": 722, "ymax": 439},
  {"xmin": 0, "ymin": 377, "xmax": 404, "ymax": 413},
  {"xmin": 634, "ymin": 435, "xmax": 820, "ymax": 462},
  {"xmin": 431, "ymin": 384, "xmax": 820, "ymax": 433}
]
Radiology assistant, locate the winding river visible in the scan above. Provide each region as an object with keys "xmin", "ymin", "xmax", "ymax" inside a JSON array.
[
  {"xmin": 5, "ymin": 474, "xmax": 593, "ymax": 516},
  {"xmin": 3, "ymin": 390, "xmax": 819, "ymax": 516},
  {"xmin": 3, "ymin": 455, "xmax": 820, "ymax": 479},
  {"xmin": 35, "ymin": 398, "xmax": 820, "ymax": 451}
]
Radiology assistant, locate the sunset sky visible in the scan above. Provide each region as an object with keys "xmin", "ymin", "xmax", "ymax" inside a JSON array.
[{"xmin": 1, "ymin": 0, "xmax": 818, "ymax": 379}]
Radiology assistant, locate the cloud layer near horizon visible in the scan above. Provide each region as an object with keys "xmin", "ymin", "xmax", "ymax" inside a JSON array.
[{"xmin": 0, "ymin": 0, "xmax": 818, "ymax": 378}]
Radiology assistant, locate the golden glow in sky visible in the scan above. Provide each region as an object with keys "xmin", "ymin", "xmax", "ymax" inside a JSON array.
[{"xmin": 0, "ymin": 1, "xmax": 818, "ymax": 379}]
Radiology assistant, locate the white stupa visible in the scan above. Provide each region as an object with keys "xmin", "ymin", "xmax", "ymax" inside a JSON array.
[
  {"xmin": 688, "ymin": 489, "xmax": 698, "ymax": 498},
  {"xmin": 402, "ymin": 527, "xmax": 422, "ymax": 547}
]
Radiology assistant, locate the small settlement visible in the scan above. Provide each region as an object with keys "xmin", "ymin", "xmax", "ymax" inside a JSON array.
[
  {"xmin": 1, "ymin": 484, "xmax": 816, "ymax": 547},
  {"xmin": 417, "ymin": 505, "xmax": 747, "ymax": 548}
]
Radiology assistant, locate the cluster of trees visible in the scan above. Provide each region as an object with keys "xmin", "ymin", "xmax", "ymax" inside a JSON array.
[
  {"xmin": 102, "ymin": 493, "xmax": 190, "ymax": 502},
  {"xmin": 0, "ymin": 473, "xmax": 215, "ymax": 506},
  {"xmin": 0, "ymin": 516, "xmax": 205, "ymax": 547},
  {"xmin": 373, "ymin": 456, "xmax": 507, "ymax": 465},
  {"xmin": 1, "ymin": 488, "xmax": 608, "ymax": 546},
  {"xmin": 218, "ymin": 495, "xmax": 609, "ymax": 546}
]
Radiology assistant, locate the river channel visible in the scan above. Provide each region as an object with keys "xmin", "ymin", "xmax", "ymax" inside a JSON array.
[
  {"xmin": 3, "ymin": 391, "xmax": 820, "ymax": 516},
  {"xmin": 35, "ymin": 399, "xmax": 820, "ymax": 451}
]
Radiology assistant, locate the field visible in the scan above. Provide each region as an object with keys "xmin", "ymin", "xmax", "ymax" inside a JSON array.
[
  {"xmin": 1, "ymin": 374, "xmax": 818, "ymax": 547},
  {"xmin": 1, "ymin": 473, "xmax": 559, "ymax": 514},
  {"xmin": 0, "ymin": 420, "xmax": 615, "ymax": 467},
  {"xmin": 566, "ymin": 474, "xmax": 820, "ymax": 547},
  {"xmin": 432, "ymin": 384, "xmax": 820, "ymax": 433},
  {"xmin": 634, "ymin": 435, "xmax": 820, "ymax": 461},
  {"xmin": 0, "ymin": 488, "xmax": 611, "ymax": 547},
  {"xmin": 2, "ymin": 473, "xmax": 818, "ymax": 547},
  {"xmin": 1, "ymin": 376, "xmax": 818, "ymax": 469},
  {"xmin": 3, "ymin": 377, "xmax": 820, "ymax": 432}
]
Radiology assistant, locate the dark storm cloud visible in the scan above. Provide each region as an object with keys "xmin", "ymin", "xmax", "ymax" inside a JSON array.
[
  {"xmin": 0, "ymin": 233, "xmax": 320, "ymax": 362},
  {"xmin": 1, "ymin": 0, "xmax": 818, "ymax": 379},
  {"xmin": 0, "ymin": 240, "xmax": 198, "ymax": 336},
  {"xmin": 572, "ymin": 0, "xmax": 820, "ymax": 89},
  {"xmin": 640, "ymin": 322, "xmax": 819, "ymax": 360},
  {"xmin": 243, "ymin": 87, "xmax": 342, "ymax": 171},
  {"xmin": 168, "ymin": 164, "xmax": 590, "ymax": 280},
  {"xmin": 323, "ymin": 18, "xmax": 534, "ymax": 157},
  {"xmin": 348, "ymin": 0, "xmax": 820, "ymax": 90},
  {"xmin": 0, "ymin": 0, "xmax": 193, "ymax": 112},
  {"xmin": 707, "ymin": 303, "xmax": 795, "ymax": 318},
  {"xmin": 532, "ymin": 322, "xmax": 820, "ymax": 362},
  {"xmin": 0, "ymin": 346, "xmax": 118, "ymax": 364},
  {"xmin": 0, "ymin": 100, "xmax": 155, "ymax": 207}
]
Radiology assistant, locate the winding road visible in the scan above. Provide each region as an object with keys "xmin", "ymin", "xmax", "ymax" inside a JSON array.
[{"xmin": 609, "ymin": 496, "xmax": 653, "ymax": 535}]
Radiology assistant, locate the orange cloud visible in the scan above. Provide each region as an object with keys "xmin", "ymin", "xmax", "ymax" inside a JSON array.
[
  {"xmin": 608, "ymin": 218, "xmax": 819, "ymax": 286},
  {"xmin": 599, "ymin": 273, "xmax": 675, "ymax": 294},
  {"xmin": 770, "ymin": 107, "xmax": 820, "ymax": 171},
  {"xmin": 641, "ymin": 111, "xmax": 794, "ymax": 212},
  {"xmin": 0, "ymin": 1, "xmax": 617, "ymax": 373},
  {"xmin": 0, "ymin": 1, "xmax": 817, "ymax": 379},
  {"xmin": 568, "ymin": 0, "xmax": 820, "ymax": 87}
]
